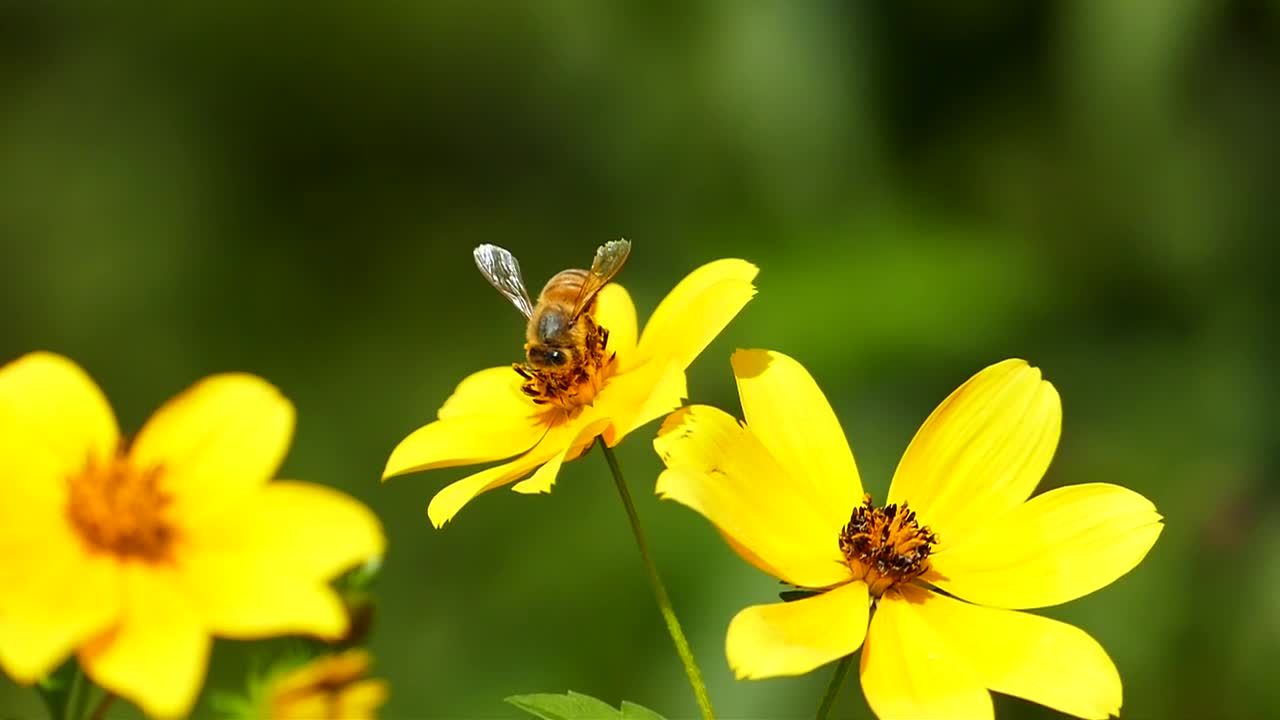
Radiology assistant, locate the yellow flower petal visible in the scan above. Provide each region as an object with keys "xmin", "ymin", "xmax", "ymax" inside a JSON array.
[
  {"xmin": 130, "ymin": 374, "xmax": 294, "ymax": 520},
  {"xmin": 196, "ymin": 573, "xmax": 347, "ymax": 641},
  {"xmin": 731, "ymin": 349, "xmax": 861, "ymax": 527},
  {"xmin": 437, "ymin": 366, "xmax": 532, "ymax": 420},
  {"xmin": 337, "ymin": 679, "xmax": 392, "ymax": 717},
  {"xmin": 887, "ymin": 359, "xmax": 1060, "ymax": 546},
  {"xmin": 184, "ymin": 567, "xmax": 346, "ymax": 641},
  {"xmin": 270, "ymin": 648, "xmax": 370, "ymax": 695},
  {"xmin": 0, "ymin": 464, "xmax": 65, "ymax": 579},
  {"xmin": 931, "ymin": 482, "xmax": 1163, "ymax": 609},
  {"xmin": 0, "ymin": 352, "xmax": 118, "ymax": 503},
  {"xmin": 0, "ymin": 518, "xmax": 121, "ymax": 683},
  {"xmin": 635, "ymin": 258, "xmax": 758, "ymax": 371},
  {"xmin": 593, "ymin": 283, "xmax": 638, "ymax": 368},
  {"xmin": 916, "ymin": 590, "xmax": 1122, "ymax": 720},
  {"xmin": 428, "ymin": 452, "xmax": 548, "ymax": 527},
  {"xmin": 511, "ymin": 417, "xmax": 610, "ymax": 494},
  {"xmin": 726, "ymin": 580, "xmax": 869, "ymax": 679},
  {"xmin": 274, "ymin": 697, "xmax": 330, "ymax": 719},
  {"xmin": 267, "ymin": 650, "xmax": 389, "ymax": 720},
  {"xmin": 236, "ymin": 481, "xmax": 386, "ymax": 578},
  {"xmin": 717, "ymin": 533, "xmax": 791, "ymax": 586},
  {"xmin": 599, "ymin": 359, "xmax": 687, "ymax": 446},
  {"xmin": 79, "ymin": 565, "xmax": 210, "ymax": 720},
  {"xmin": 382, "ymin": 413, "xmax": 545, "ymax": 480},
  {"xmin": 859, "ymin": 586, "xmax": 993, "ymax": 720},
  {"xmin": 424, "ymin": 421, "xmax": 583, "ymax": 527},
  {"xmin": 654, "ymin": 406, "xmax": 849, "ymax": 588},
  {"xmin": 180, "ymin": 481, "xmax": 384, "ymax": 639}
]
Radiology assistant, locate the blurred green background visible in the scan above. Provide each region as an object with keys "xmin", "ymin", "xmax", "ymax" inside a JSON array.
[{"xmin": 1, "ymin": 2, "xmax": 1276, "ymax": 719}]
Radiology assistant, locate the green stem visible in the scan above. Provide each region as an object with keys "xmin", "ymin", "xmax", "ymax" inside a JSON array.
[
  {"xmin": 62, "ymin": 666, "xmax": 88, "ymax": 720},
  {"xmin": 89, "ymin": 692, "xmax": 115, "ymax": 720},
  {"xmin": 598, "ymin": 439, "xmax": 715, "ymax": 720},
  {"xmin": 815, "ymin": 655, "xmax": 853, "ymax": 720}
]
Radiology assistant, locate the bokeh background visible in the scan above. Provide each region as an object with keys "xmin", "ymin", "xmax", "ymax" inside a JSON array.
[{"xmin": 2, "ymin": 2, "xmax": 1276, "ymax": 719}]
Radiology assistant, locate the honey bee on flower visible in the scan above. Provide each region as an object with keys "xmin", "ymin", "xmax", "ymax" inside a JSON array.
[
  {"xmin": 473, "ymin": 239, "xmax": 631, "ymax": 410},
  {"xmin": 383, "ymin": 242, "xmax": 757, "ymax": 527}
]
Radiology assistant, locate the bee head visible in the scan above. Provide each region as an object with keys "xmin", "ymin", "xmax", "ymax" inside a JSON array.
[{"xmin": 528, "ymin": 345, "xmax": 571, "ymax": 369}]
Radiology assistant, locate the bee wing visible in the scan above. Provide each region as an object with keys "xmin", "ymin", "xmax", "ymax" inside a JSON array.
[
  {"xmin": 571, "ymin": 238, "xmax": 632, "ymax": 319},
  {"xmin": 474, "ymin": 244, "xmax": 535, "ymax": 319}
]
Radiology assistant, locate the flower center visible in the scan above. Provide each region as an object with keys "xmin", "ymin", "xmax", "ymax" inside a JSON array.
[
  {"xmin": 838, "ymin": 493, "xmax": 938, "ymax": 597},
  {"xmin": 66, "ymin": 454, "xmax": 175, "ymax": 562},
  {"xmin": 514, "ymin": 315, "xmax": 615, "ymax": 412}
]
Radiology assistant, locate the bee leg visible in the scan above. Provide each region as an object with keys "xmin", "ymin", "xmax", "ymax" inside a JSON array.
[{"xmin": 512, "ymin": 363, "xmax": 548, "ymax": 401}]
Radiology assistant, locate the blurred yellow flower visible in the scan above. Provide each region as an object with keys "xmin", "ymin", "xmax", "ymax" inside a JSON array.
[
  {"xmin": 0, "ymin": 352, "xmax": 386, "ymax": 719},
  {"xmin": 655, "ymin": 350, "xmax": 1163, "ymax": 720},
  {"xmin": 383, "ymin": 258, "xmax": 757, "ymax": 527},
  {"xmin": 262, "ymin": 650, "xmax": 388, "ymax": 720}
]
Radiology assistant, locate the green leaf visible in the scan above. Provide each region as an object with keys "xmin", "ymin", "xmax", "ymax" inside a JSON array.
[
  {"xmin": 504, "ymin": 691, "xmax": 668, "ymax": 720},
  {"xmin": 620, "ymin": 700, "xmax": 668, "ymax": 720},
  {"xmin": 505, "ymin": 691, "xmax": 617, "ymax": 719},
  {"xmin": 209, "ymin": 691, "xmax": 256, "ymax": 720},
  {"xmin": 780, "ymin": 588, "xmax": 821, "ymax": 602},
  {"xmin": 336, "ymin": 555, "xmax": 383, "ymax": 592}
]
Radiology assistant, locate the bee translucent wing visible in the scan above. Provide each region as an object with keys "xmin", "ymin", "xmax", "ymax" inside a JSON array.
[
  {"xmin": 570, "ymin": 238, "xmax": 632, "ymax": 319},
  {"xmin": 474, "ymin": 244, "xmax": 535, "ymax": 318}
]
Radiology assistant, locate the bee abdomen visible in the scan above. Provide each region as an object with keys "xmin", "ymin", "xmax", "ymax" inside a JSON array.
[{"xmin": 539, "ymin": 268, "xmax": 590, "ymax": 303}]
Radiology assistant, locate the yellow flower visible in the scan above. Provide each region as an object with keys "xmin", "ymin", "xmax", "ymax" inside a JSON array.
[
  {"xmin": 654, "ymin": 350, "xmax": 1163, "ymax": 720},
  {"xmin": 0, "ymin": 352, "xmax": 385, "ymax": 719},
  {"xmin": 261, "ymin": 650, "xmax": 388, "ymax": 720},
  {"xmin": 383, "ymin": 258, "xmax": 758, "ymax": 527}
]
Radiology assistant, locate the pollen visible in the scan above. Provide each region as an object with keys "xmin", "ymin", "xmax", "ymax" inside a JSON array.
[
  {"xmin": 838, "ymin": 493, "xmax": 938, "ymax": 597},
  {"xmin": 66, "ymin": 454, "xmax": 175, "ymax": 562},
  {"xmin": 516, "ymin": 317, "xmax": 614, "ymax": 412}
]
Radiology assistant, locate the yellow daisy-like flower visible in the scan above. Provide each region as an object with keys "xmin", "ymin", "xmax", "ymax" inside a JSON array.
[
  {"xmin": 0, "ymin": 352, "xmax": 386, "ymax": 720},
  {"xmin": 654, "ymin": 350, "xmax": 1163, "ymax": 720},
  {"xmin": 261, "ymin": 650, "xmax": 388, "ymax": 720},
  {"xmin": 383, "ymin": 258, "xmax": 758, "ymax": 527}
]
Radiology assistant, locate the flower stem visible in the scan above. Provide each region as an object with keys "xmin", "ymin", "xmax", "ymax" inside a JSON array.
[
  {"xmin": 89, "ymin": 693, "xmax": 115, "ymax": 720},
  {"xmin": 597, "ymin": 438, "xmax": 715, "ymax": 720},
  {"xmin": 815, "ymin": 655, "xmax": 853, "ymax": 720},
  {"xmin": 62, "ymin": 665, "xmax": 88, "ymax": 720}
]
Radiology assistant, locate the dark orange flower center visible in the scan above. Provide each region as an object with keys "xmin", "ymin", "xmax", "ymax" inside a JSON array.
[
  {"xmin": 514, "ymin": 316, "xmax": 615, "ymax": 413},
  {"xmin": 66, "ymin": 454, "xmax": 175, "ymax": 562},
  {"xmin": 838, "ymin": 493, "xmax": 938, "ymax": 597}
]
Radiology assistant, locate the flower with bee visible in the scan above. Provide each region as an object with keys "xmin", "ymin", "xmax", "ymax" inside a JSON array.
[{"xmin": 382, "ymin": 240, "xmax": 757, "ymax": 527}]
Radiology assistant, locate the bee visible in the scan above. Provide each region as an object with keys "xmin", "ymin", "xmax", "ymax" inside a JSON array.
[{"xmin": 473, "ymin": 239, "xmax": 631, "ymax": 406}]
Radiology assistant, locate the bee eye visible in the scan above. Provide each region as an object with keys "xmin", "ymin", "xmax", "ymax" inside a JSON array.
[{"xmin": 547, "ymin": 349, "xmax": 567, "ymax": 366}]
